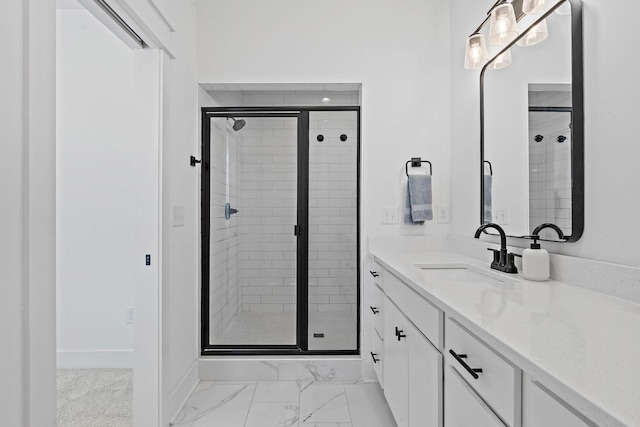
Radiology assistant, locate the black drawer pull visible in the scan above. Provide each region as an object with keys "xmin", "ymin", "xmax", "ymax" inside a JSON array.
[
  {"xmin": 371, "ymin": 352, "xmax": 380, "ymax": 363},
  {"xmin": 369, "ymin": 270, "xmax": 379, "ymax": 277},
  {"xmin": 370, "ymin": 306, "xmax": 379, "ymax": 314},
  {"xmin": 449, "ymin": 349, "xmax": 483, "ymax": 379},
  {"xmin": 395, "ymin": 327, "xmax": 406, "ymax": 341}
]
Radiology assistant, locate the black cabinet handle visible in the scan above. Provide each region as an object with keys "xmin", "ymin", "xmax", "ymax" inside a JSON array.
[
  {"xmin": 449, "ymin": 349, "xmax": 483, "ymax": 379},
  {"xmin": 371, "ymin": 352, "xmax": 380, "ymax": 363},
  {"xmin": 369, "ymin": 270, "xmax": 379, "ymax": 277},
  {"xmin": 395, "ymin": 327, "xmax": 406, "ymax": 341},
  {"xmin": 370, "ymin": 306, "xmax": 379, "ymax": 314}
]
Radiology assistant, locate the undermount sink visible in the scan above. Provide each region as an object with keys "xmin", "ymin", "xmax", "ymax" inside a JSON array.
[{"xmin": 417, "ymin": 266, "xmax": 505, "ymax": 285}]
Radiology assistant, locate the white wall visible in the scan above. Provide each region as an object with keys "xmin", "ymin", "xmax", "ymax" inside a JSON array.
[
  {"xmin": 1, "ymin": 0, "xmax": 57, "ymax": 424},
  {"xmin": 450, "ymin": 0, "xmax": 640, "ymax": 268},
  {"xmin": 159, "ymin": 1, "xmax": 201, "ymax": 424},
  {"xmin": 56, "ymin": 8, "xmax": 136, "ymax": 368},
  {"xmin": 0, "ymin": 2, "xmax": 27, "ymax": 425},
  {"xmin": 197, "ymin": 0, "xmax": 452, "ymax": 241}
]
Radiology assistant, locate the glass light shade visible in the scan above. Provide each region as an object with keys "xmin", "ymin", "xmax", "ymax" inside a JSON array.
[
  {"xmin": 516, "ymin": 19, "xmax": 548, "ymax": 46},
  {"xmin": 555, "ymin": 2, "xmax": 571, "ymax": 14},
  {"xmin": 523, "ymin": 0, "xmax": 545, "ymax": 14},
  {"xmin": 489, "ymin": 3, "xmax": 519, "ymax": 46},
  {"xmin": 487, "ymin": 49, "xmax": 513, "ymax": 70},
  {"xmin": 464, "ymin": 34, "xmax": 489, "ymax": 70}
]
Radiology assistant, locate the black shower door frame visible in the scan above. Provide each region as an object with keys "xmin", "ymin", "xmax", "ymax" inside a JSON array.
[{"xmin": 200, "ymin": 106, "xmax": 361, "ymax": 356}]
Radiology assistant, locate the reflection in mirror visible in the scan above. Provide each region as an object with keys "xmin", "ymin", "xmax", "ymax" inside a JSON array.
[
  {"xmin": 481, "ymin": 0, "xmax": 583, "ymax": 242},
  {"xmin": 528, "ymin": 84, "xmax": 572, "ymax": 239}
]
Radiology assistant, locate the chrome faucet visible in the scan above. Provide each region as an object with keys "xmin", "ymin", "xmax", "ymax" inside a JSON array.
[{"xmin": 474, "ymin": 223, "xmax": 518, "ymax": 274}]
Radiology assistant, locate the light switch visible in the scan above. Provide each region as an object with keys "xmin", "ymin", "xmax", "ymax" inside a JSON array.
[
  {"xmin": 437, "ymin": 206, "xmax": 450, "ymax": 223},
  {"xmin": 380, "ymin": 207, "xmax": 399, "ymax": 224},
  {"xmin": 494, "ymin": 207, "xmax": 509, "ymax": 224},
  {"xmin": 172, "ymin": 205, "xmax": 185, "ymax": 227}
]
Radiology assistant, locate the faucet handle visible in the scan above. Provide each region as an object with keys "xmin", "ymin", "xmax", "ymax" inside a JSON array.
[
  {"xmin": 486, "ymin": 248, "xmax": 500, "ymax": 269},
  {"xmin": 505, "ymin": 252, "xmax": 519, "ymax": 274}
]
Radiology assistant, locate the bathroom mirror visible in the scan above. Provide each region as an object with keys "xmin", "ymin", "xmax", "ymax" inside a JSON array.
[{"xmin": 480, "ymin": 0, "xmax": 583, "ymax": 242}]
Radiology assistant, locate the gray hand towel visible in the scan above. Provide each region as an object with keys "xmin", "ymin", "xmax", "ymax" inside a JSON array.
[
  {"xmin": 407, "ymin": 174, "xmax": 433, "ymax": 222},
  {"xmin": 484, "ymin": 174, "xmax": 492, "ymax": 223}
]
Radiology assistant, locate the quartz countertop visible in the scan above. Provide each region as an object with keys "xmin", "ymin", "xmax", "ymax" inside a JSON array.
[{"xmin": 370, "ymin": 248, "xmax": 640, "ymax": 427}]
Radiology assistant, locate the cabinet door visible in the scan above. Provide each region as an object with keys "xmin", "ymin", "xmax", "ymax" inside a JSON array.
[
  {"xmin": 383, "ymin": 296, "xmax": 409, "ymax": 427},
  {"xmin": 445, "ymin": 366, "xmax": 506, "ymax": 427},
  {"xmin": 408, "ymin": 321, "xmax": 443, "ymax": 427},
  {"xmin": 522, "ymin": 374, "xmax": 592, "ymax": 427}
]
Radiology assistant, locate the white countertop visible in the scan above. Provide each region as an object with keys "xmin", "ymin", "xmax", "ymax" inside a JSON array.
[{"xmin": 370, "ymin": 248, "xmax": 640, "ymax": 427}]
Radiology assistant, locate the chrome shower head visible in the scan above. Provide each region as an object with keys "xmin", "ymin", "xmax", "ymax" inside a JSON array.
[{"xmin": 228, "ymin": 117, "xmax": 246, "ymax": 131}]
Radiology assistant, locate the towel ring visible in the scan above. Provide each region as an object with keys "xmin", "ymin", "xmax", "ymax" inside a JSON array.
[
  {"xmin": 405, "ymin": 157, "xmax": 432, "ymax": 177},
  {"xmin": 484, "ymin": 160, "xmax": 493, "ymax": 176}
]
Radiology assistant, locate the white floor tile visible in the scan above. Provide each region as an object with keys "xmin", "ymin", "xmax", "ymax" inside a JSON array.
[
  {"xmin": 245, "ymin": 401, "xmax": 299, "ymax": 427},
  {"xmin": 344, "ymin": 383, "xmax": 397, "ymax": 427},
  {"xmin": 253, "ymin": 381, "xmax": 301, "ymax": 402},
  {"xmin": 299, "ymin": 383, "xmax": 351, "ymax": 424},
  {"xmin": 172, "ymin": 383, "xmax": 255, "ymax": 427}
]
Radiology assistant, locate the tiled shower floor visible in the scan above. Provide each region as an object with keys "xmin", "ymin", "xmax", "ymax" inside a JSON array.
[
  {"xmin": 171, "ymin": 381, "xmax": 396, "ymax": 427},
  {"xmin": 215, "ymin": 311, "xmax": 357, "ymax": 350}
]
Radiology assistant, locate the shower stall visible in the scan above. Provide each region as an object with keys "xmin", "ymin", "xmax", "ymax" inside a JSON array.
[{"xmin": 201, "ymin": 107, "xmax": 360, "ymax": 355}]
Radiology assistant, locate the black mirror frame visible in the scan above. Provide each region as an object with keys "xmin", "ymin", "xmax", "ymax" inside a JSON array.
[{"xmin": 479, "ymin": 0, "xmax": 583, "ymax": 242}]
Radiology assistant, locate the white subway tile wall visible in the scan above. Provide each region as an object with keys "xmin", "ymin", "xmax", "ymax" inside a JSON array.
[
  {"xmin": 237, "ymin": 117, "xmax": 299, "ymax": 315},
  {"xmin": 208, "ymin": 118, "xmax": 241, "ymax": 343},
  {"xmin": 528, "ymin": 90, "xmax": 573, "ymax": 238},
  {"xmin": 308, "ymin": 111, "xmax": 358, "ymax": 325}
]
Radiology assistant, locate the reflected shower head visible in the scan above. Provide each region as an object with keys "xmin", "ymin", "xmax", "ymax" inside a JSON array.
[{"xmin": 228, "ymin": 117, "xmax": 246, "ymax": 131}]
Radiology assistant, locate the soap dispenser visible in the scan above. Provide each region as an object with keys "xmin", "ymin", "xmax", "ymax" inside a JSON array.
[
  {"xmin": 522, "ymin": 236, "xmax": 549, "ymax": 281},
  {"xmin": 523, "ymin": 223, "xmax": 566, "ymax": 282}
]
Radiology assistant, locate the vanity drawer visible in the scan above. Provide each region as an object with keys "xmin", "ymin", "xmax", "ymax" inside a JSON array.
[
  {"xmin": 369, "ymin": 261, "xmax": 383, "ymax": 289},
  {"xmin": 370, "ymin": 283, "xmax": 384, "ymax": 338},
  {"xmin": 383, "ymin": 270, "xmax": 442, "ymax": 349},
  {"xmin": 371, "ymin": 329, "xmax": 384, "ymax": 387},
  {"xmin": 445, "ymin": 317, "xmax": 521, "ymax": 427}
]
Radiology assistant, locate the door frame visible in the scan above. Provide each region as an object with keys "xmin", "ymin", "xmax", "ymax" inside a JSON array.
[{"xmin": 200, "ymin": 106, "xmax": 361, "ymax": 356}]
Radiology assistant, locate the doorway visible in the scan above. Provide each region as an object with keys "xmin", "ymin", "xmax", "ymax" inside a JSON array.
[{"xmin": 201, "ymin": 107, "xmax": 360, "ymax": 355}]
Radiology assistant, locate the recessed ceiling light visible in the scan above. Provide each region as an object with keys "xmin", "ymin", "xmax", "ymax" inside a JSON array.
[{"xmin": 321, "ymin": 97, "xmax": 331, "ymax": 103}]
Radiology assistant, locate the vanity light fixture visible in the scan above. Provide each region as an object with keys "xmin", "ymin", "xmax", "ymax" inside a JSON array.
[
  {"xmin": 464, "ymin": 33, "xmax": 490, "ymax": 70},
  {"xmin": 516, "ymin": 19, "xmax": 548, "ymax": 46},
  {"xmin": 489, "ymin": 2, "xmax": 519, "ymax": 45},
  {"xmin": 487, "ymin": 49, "xmax": 512, "ymax": 69},
  {"xmin": 522, "ymin": 0, "xmax": 545, "ymax": 14},
  {"xmin": 464, "ymin": 0, "xmax": 566, "ymax": 70}
]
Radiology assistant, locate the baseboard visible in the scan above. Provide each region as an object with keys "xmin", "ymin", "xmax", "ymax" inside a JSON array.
[
  {"xmin": 57, "ymin": 349, "xmax": 133, "ymax": 369},
  {"xmin": 168, "ymin": 360, "xmax": 199, "ymax": 425},
  {"xmin": 199, "ymin": 357, "xmax": 363, "ymax": 382}
]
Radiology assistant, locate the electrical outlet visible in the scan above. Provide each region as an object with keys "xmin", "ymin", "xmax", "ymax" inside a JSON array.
[
  {"xmin": 380, "ymin": 207, "xmax": 399, "ymax": 224},
  {"xmin": 172, "ymin": 205, "xmax": 185, "ymax": 227},
  {"xmin": 437, "ymin": 205, "xmax": 450, "ymax": 223},
  {"xmin": 125, "ymin": 307, "xmax": 134, "ymax": 324},
  {"xmin": 494, "ymin": 207, "xmax": 509, "ymax": 224}
]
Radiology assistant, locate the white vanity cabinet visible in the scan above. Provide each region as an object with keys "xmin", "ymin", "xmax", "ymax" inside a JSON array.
[
  {"xmin": 444, "ymin": 365, "xmax": 507, "ymax": 427},
  {"xmin": 382, "ymin": 270, "xmax": 443, "ymax": 427},
  {"xmin": 366, "ymin": 262, "xmax": 385, "ymax": 386},
  {"xmin": 522, "ymin": 374, "xmax": 593, "ymax": 427},
  {"xmin": 370, "ymin": 254, "xmax": 595, "ymax": 427},
  {"xmin": 445, "ymin": 317, "xmax": 521, "ymax": 427}
]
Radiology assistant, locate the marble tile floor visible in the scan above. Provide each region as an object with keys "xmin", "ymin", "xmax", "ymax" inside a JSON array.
[
  {"xmin": 213, "ymin": 311, "xmax": 357, "ymax": 351},
  {"xmin": 57, "ymin": 368, "xmax": 133, "ymax": 427},
  {"xmin": 171, "ymin": 381, "xmax": 397, "ymax": 427}
]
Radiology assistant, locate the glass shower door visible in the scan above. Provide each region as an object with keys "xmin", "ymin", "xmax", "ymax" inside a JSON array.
[
  {"xmin": 205, "ymin": 114, "xmax": 299, "ymax": 348},
  {"xmin": 307, "ymin": 110, "xmax": 359, "ymax": 351}
]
